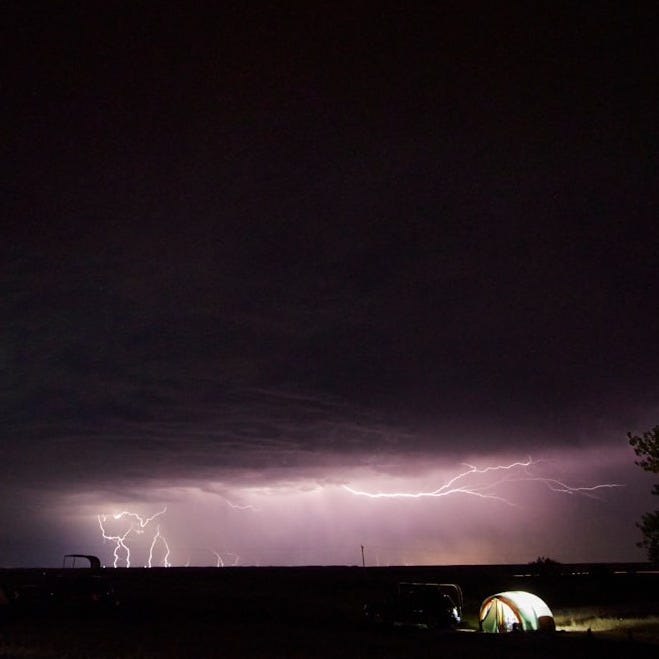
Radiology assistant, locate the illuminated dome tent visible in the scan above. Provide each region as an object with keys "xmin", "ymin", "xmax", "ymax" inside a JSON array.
[{"xmin": 479, "ymin": 591, "xmax": 555, "ymax": 632}]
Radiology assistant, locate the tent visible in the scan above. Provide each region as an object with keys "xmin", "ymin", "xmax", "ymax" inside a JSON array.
[{"xmin": 479, "ymin": 591, "xmax": 555, "ymax": 632}]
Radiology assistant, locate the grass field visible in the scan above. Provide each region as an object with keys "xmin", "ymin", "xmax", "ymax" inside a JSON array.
[{"xmin": 1, "ymin": 564, "xmax": 657, "ymax": 658}]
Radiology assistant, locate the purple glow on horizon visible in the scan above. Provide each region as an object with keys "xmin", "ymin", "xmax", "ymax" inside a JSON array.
[{"xmin": 50, "ymin": 445, "xmax": 645, "ymax": 568}]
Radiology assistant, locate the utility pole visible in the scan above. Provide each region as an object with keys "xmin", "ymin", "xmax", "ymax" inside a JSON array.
[{"xmin": 361, "ymin": 544, "xmax": 365, "ymax": 568}]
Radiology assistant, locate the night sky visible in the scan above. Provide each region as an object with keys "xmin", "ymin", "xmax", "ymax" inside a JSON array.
[{"xmin": 3, "ymin": 2, "xmax": 658, "ymax": 567}]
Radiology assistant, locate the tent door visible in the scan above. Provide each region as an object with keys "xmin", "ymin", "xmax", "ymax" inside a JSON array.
[{"xmin": 495, "ymin": 599, "xmax": 521, "ymax": 632}]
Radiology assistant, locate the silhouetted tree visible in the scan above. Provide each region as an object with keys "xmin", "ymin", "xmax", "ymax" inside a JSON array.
[
  {"xmin": 628, "ymin": 425, "xmax": 659, "ymax": 563},
  {"xmin": 529, "ymin": 556, "xmax": 561, "ymax": 576}
]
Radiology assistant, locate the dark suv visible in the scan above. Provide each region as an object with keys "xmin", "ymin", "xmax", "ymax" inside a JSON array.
[{"xmin": 365, "ymin": 582, "xmax": 462, "ymax": 630}]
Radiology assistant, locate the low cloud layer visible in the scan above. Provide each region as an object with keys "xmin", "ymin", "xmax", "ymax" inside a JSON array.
[{"xmin": 3, "ymin": 4, "xmax": 658, "ymax": 567}]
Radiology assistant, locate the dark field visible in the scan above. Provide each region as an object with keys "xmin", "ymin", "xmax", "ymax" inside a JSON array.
[{"xmin": 1, "ymin": 564, "xmax": 658, "ymax": 658}]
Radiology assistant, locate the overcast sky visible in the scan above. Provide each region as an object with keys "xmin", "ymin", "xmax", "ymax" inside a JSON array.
[{"xmin": 2, "ymin": 2, "xmax": 658, "ymax": 567}]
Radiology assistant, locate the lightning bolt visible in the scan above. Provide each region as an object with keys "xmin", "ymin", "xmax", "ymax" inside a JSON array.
[
  {"xmin": 180, "ymin": 548, "xmax": 241, "ymax": 567},
  {"xmin": 147, "ymin": 526, "xmax": 171, "ymax": 568},
  {"xmin": 221, "ymin": 496, "xmax": 259, "ymax": 512},
  {"xmin": 342, "ymin": 458, "xmax": 623, "ymax": 505},
  {"xmin": 212, "ymin": 550, "xmax": 241, "ymax": 567},
  {"xmin": 226, "ymin": 551, "xmax": 241, "ymax": 566},
  {"xmin": 538, "ymin": 479, "xmax": 622, "ymax": 497},
  {"xmin": 97, "ymin": 515, "xmax": 132, "ymax": 567},
  {"xmin": 112, "ymin": 508, "xmax": 167, "ymax": 529},
  {"xmin": 97, "ymin": 507, "xmax": 169, "ymax": 567}
]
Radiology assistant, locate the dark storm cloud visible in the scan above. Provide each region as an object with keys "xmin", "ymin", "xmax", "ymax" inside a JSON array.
[
  {"xmin": 4, "ymin": 251, "xmax": 415, "ymax": 489},
  {"xmin": 2, "ymin": 3, "xmax": 658, "ymax": 565}
]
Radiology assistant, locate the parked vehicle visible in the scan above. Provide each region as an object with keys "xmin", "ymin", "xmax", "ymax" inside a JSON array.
[
  {"xmin": 52, "ymin": 573, "xmax": 118, "ymax": 611},
  {"xmin": 6, "ymin": 555, "xmax": 118, "ymax": 617},
  {"xmin": 364, "ymin": 582, "xmax": 463, "ymax": 630},
  {"xmin": 62, "ymin": 554, "xmax": 102, "ymax": 570}
]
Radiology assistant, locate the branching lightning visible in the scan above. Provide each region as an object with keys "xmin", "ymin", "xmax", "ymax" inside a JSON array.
[
  {"xmin": 342, "ymin": 458, "xmax": 623, "ymax": 505},
  {"xmin": 97, "ymin": 507, "xmax": 170, "ymax": 567},
  {"xmin": 97, "ymin": 516, "xmax": 132, "ymax": 567},
  {"xmin": 221, "ymin": 496, "xmax": 259, "ymax": 512},
  {"xmin": 95, "ymin": 497, "xmax": 250, "ymax": 567}
]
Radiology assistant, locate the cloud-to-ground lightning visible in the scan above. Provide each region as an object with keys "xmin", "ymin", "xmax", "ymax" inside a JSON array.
[
  {"xmin": 182, "ymin": 549, "xmax": 241, "ymax": 567},
  {"xmin": 97, "ymin": 516, "xmax": 132, "ymax": 567},
  {"xmin": 147, "ymin": 526, "xmax": 171, "ymax": 567},
  {"xmin": 225, "ymin": 551, "xmax": 240, "ymax": 566},
  {"xmin": 209, "ymin": 551, "xmax": 240, "ymax": 567},
  {"xmin": 97, "ymin": 507, "xmax": 169, "ymax": 567},
  {"xmin": 94, "ymin": 494, "xmax": 253, "ymax": 567},
  {"xmin": 342, "ymin": 458, "xmax": 623, "ymax": 505}
]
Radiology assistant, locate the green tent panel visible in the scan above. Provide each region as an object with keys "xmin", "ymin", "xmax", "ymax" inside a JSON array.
[{"xmin": 479, "ymin": 591, "xmax": 555, "ymax": 632}]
